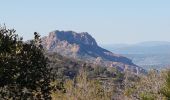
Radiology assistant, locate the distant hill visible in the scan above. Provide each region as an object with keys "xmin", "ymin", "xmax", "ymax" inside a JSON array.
[
  {"xmin": 41, "ymin": 30, "xmax": 145, "ymax": 74},
  {"xmin": 101, "ymin": 41, "xmax": 170, "ymax": 54},
  {"xmin": 101, "ymin": 41, "xmax": 170, "ymax": 70}
]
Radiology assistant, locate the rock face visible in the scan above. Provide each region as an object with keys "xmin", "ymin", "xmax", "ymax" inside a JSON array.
[{"xmin": 42, "ymin": 30, "xmax": 145, "ymax": 74}]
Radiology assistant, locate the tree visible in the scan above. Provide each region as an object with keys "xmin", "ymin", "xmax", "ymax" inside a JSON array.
[
  {"xmin": 52, "ymin": 64, "xmax": 115, "ymax": 100},
  {"xmin": 0, "ymin": 26, "xmax": 52, "ymax": 99},
  {"xmin": 161, "ymin": 70, "xmax": 170, "ymax": 99},
  {"xmin": 122, "ymin": 69, "xmax": 166, "ymax": 100}
]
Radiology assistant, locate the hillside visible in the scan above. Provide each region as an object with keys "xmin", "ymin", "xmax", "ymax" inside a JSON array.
[{"xmin": 47, "ymin": 52, "xmax": 125, "ymax": 80}]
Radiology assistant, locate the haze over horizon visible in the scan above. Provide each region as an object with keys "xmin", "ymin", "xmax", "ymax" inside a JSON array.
[{"xmin": 1, "ymin": 0, "xmax": 170, "ymax": 44}]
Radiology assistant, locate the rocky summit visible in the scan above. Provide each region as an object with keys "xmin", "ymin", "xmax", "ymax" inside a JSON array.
[{"xmin": 41, "ymin": 30, "xmax": 145, "ymax": 74}]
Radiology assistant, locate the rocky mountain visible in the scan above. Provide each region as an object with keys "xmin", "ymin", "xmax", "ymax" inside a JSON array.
[{"xmin": 42, "ymin": 30, "xmax": 145, "ymax": 74}]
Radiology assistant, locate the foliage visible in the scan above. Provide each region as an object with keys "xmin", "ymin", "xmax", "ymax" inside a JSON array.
[
  {"xmin": 139, "ymin": 92, "xmax": 155, "ymax": 100},
  {"xmin": 52, "ymin": 65, "xmax": 116, "ymax": 100},
  {"xmin": 47, "ymin": 53, "xmax": 120, "ymax": 81},
  {"xmin": 0, "ymin": 26, "xmax": 52, "ymax": 99},
  {"xmin": 161, "ymin": 70, "xmax": 170, "ymax": 99},
  {"xmin": 122, "ymin": 69, "xmax": 167, "ymax": 100}
]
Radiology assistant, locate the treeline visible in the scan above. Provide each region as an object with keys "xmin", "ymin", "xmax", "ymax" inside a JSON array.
[{"xmin": 0, "ymin": 26, "xmax": 170, "ymax": 100}]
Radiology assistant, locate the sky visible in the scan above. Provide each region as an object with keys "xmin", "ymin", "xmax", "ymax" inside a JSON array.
[{"xmin": 0, "ymin": 0, "xmax": 170, "ymax": 44}]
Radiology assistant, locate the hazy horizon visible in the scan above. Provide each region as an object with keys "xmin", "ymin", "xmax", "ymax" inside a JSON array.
[
  {"xmin": 99, "ymin": 40, "xmax": 170, "ymax": 45},
  {"xmin": 1, "ymin": 0, "xmax": 170, "ymax": 44}
]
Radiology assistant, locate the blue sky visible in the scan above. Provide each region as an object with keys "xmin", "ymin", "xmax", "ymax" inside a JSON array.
[{"xmin": 0, "ymin": 0, "xmax": 170, "ymax": 44}]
